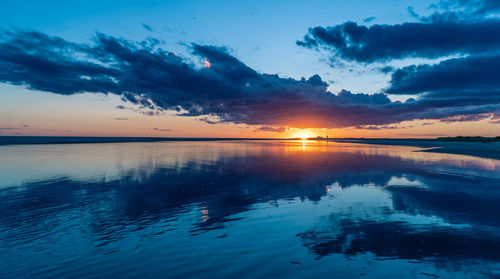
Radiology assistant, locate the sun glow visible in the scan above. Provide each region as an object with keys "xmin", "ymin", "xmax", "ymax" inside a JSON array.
[{"xmin": 293, "ymin": 130, "xmax": 315, "ymax": 140}]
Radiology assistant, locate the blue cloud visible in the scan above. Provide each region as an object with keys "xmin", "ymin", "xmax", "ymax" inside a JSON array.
[
  {"xmin": 297, "ymin": 20, "xmax": 500, "ymax": 62},
  {"xmin": 141, "ymin": 23, "xmax": 153, "ymax": 32},
  {"xmin": 387, "ymin": 55, "xmax": 500, "ymax": 95},
  {"xmin": 0, "ymin": 30, "xmax": 498, "ymax": 129}
]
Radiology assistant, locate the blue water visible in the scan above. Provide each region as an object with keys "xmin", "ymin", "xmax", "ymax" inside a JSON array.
[{"xmin": 1, "ymin": 140, "xmax": 499, "ymax": 278}]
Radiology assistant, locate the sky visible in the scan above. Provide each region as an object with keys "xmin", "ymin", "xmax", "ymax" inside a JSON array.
[{"xmin": 0, "ymin": 0, "xmax": 499, "ymax": 138}]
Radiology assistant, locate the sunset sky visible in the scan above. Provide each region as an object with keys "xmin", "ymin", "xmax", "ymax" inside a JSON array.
[{"xmin": 1, "ymin": 0, "xmax": 499, "ymax": 138}]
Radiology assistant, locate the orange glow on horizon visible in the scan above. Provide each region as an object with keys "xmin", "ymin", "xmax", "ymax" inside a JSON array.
[{"xmin": 0, "ymin": 89, "xmax": 497, "ymax": 138}]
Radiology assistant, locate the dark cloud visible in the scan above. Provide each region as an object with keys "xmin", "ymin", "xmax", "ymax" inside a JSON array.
[
  {"xmin": 353, "ymin": 124, "xmax": 403, "ymax": 130},
  {"xmin": 297, "ymin": 19, "xmax": 500, "ymax": 63},
  {"xmin": 387, "ymin": 55, "xmax": 500, "ymax": 95},
  {"xmin": 0, "ymin": 30, "xmax": 498, "ymax": 129},
  {"xmin": 0, "ymin": 31, "xmax": 120, "ymax": 95},
  {"xmin": 253, "ymin": 126, "xmax": 286, "ymax": 133},
  {"xmin": 434, "ymin": 0, "xmax": 500, "ymax": 17},
  {"xmin": 141, "ymin": 23, "xmax": 153, "ymax": 32},
  {"xmin": 407, "ymin": 6, "xmax": 420, "ymax": 19},
  {"xmin": 440, "ymin": 113, "xmax": 493, "ymax": 123},
  {"xmin": 294, "ymin": 0, "xmax": 500, "ymax": 126},
  {"xmin": 379, "ymin": 66, "xmax": 394, "ymax": 74},
  {"xmin": 397, "ymin": 133, "xmax": 446, "ymax": 137},
  {"xmin": 381, "ymin": 54, "xmax": 500, "ymax": 123},
  {"xmin": 363, "ymin": 16, "xmax": 376, "ymax": 23},
  {"xmin": 152, "ymin": 128, "xmax": 171, "ymax": 132},
  {"xmin": 114, "ymin": 117, "xmax": 128, "ymax": 120}
]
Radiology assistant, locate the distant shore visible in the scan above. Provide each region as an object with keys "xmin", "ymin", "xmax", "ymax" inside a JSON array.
[{"xmin": 0, "ymin": 136, "xmax": 284, "ymax": 146}]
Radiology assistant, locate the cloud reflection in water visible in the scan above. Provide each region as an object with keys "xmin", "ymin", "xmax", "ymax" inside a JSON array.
[{"xmin": 0, "ymin": 140, "xmax": 499, "ymax": 278}]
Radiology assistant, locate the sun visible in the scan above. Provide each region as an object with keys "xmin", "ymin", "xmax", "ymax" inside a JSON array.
[{"xmin": 294, "ymin": 130, "xmax": 314, "ymax": 140}]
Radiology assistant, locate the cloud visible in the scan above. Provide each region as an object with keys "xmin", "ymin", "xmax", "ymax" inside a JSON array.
[
  {"xmin": 114, "ymin": 117, "xmax": 128, "ymax": 120},
  {"xmin": 397, "ymin": 133, "xmax": 446, "ymax": 137},
  {"xmin": 387, "ymin": 55, "xmax": 500, "ymax": 95},
  {"xmin": 293, "ymin": 0, "xmax": 500, "ymax": 126},
  {"xmin": 439, "ymin": 113, "xmax": 493, "ymax": 123},
  {"xmin": 379, "ymin": 66, "xmax": 394, "ymax": 74},
  {"xmin": 152, "ymin": 128, "xmax": 171, "ymax": 132},
  {"xmin": 253, "ymin": 126, "xmax": 286, "ymax": 133},
  {"xmin": 407, "ymin": 7, "xmax": 420, "ymax": 19},
  {"xmin": 141, "ymin": 23, "xmax": 153, "ymax": 32},
  {"xmin": 0, "ymin": 31, "xmax": 120, "ymax": 95},
  {"xmin": 353, "ymin": 124, "xmax": 403, "ymax": 130},
  {"xmin": 0, "ymin": 30, "xmax": 498, "ymax": 129},
  {"xmin": 297, "ymin": 19, "xmax": 500, "ymax": 63},
  {"xmin": 433, "ymin": 0, "xmax": 500, "ymax": 18},
  {"xmin": 363, "ymin": 16, "xmax": 376, "ymax": 23}
]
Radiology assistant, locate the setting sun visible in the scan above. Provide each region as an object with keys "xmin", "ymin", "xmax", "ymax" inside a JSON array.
[{"xmin": 293, "ymin": 130, "xmax": 315, "ymax": 140}]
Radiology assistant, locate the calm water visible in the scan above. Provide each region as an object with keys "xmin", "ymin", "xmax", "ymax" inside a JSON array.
[{"xmin": 1, "ymin": 140, "xmax": 500, "ymax": 279}]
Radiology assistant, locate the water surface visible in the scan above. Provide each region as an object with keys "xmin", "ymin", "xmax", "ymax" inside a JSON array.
[{"xmin": 1, "ymin": 140, "xmax": 499, "ymax": 278}]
